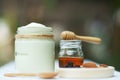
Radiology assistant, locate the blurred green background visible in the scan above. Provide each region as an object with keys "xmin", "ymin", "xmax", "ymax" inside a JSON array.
[{"xmin": 0, "ymin": 0, "xmax": 120, "ymax": 71}]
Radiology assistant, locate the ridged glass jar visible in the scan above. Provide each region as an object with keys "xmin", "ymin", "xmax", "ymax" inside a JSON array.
[{"xmin": 59, "ymin": 40, "xmax": 84, "ymax": 68}]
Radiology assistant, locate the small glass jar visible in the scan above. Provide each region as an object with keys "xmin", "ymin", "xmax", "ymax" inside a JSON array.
[{"xmin": 59, "ymin": 40, "xmax": 84, "ymax": 68}]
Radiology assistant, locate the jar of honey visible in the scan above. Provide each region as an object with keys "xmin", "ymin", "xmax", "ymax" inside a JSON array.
[
  {"xmin": 15, "ymin": 22, "xmax": 55, "ymax": 73},
  {"xmin": 59, "ymin": 40, "xmax": 84, "ymax": 68}
]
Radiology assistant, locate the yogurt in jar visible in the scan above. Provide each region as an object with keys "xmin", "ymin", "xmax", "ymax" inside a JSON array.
[{"xmin": 15, "ymin": 22, "xmax": 55, "ymax": 73}]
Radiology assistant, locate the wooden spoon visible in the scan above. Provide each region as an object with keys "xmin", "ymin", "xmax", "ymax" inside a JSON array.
[
  {"xmin": 61, "ymin": 31, "xmax": 101, "ymax": 44},
  {"xmin": 4, "ymin": 72, "xmax": 58, "ymax": 79}
]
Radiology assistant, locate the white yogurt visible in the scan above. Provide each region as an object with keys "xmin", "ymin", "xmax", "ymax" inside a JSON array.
[{"xmin": 15, "ymin": 22, "xmax": 55, "ymax": 73}]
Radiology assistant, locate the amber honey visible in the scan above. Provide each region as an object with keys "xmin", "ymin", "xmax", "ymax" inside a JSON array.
[{"xmin": 59, "ymin": 57, "xmax": 84, "ymax": 68}]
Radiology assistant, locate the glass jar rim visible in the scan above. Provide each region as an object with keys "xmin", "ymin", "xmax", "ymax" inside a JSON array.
[
  {"xmin": 60, "ymin": 40, "xmax": 81, "ymax": 42},
  {"xmin": 60, "ymin": 40, "xmax": 82, "ymax": 49}
]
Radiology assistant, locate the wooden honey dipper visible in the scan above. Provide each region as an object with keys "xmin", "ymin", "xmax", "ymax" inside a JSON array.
[{"xmin": 61, "ymin": 31, "xmax": 101, "ymax": 44}]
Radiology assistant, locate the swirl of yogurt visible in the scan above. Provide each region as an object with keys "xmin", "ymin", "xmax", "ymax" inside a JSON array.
[{"xmin": 17, "ymin": 22, "xmax": 53, "ymax": 35}]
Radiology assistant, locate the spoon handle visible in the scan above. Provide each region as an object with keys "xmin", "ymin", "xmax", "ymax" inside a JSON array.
[
  {"xmin": 75, "ymin": 35, "xmax": 101, "ymax": 44},
  {"xmin": 4, "ymin": 73, "xmax": 36, "ymax": 77}
]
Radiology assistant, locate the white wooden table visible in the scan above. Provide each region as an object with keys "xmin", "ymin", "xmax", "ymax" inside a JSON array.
[{"xmin": 0, "ymin": 61, "xmax": 120, "ymax": 80}]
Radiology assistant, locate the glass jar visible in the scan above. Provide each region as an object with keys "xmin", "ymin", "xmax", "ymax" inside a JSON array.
[
  {"xmin": 59, "ymin": 40, "xmax": 84, "ymax": 68},
  {"xmin": 15, "ymin": 22, "xmax": 55, "ymax": 73}
]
